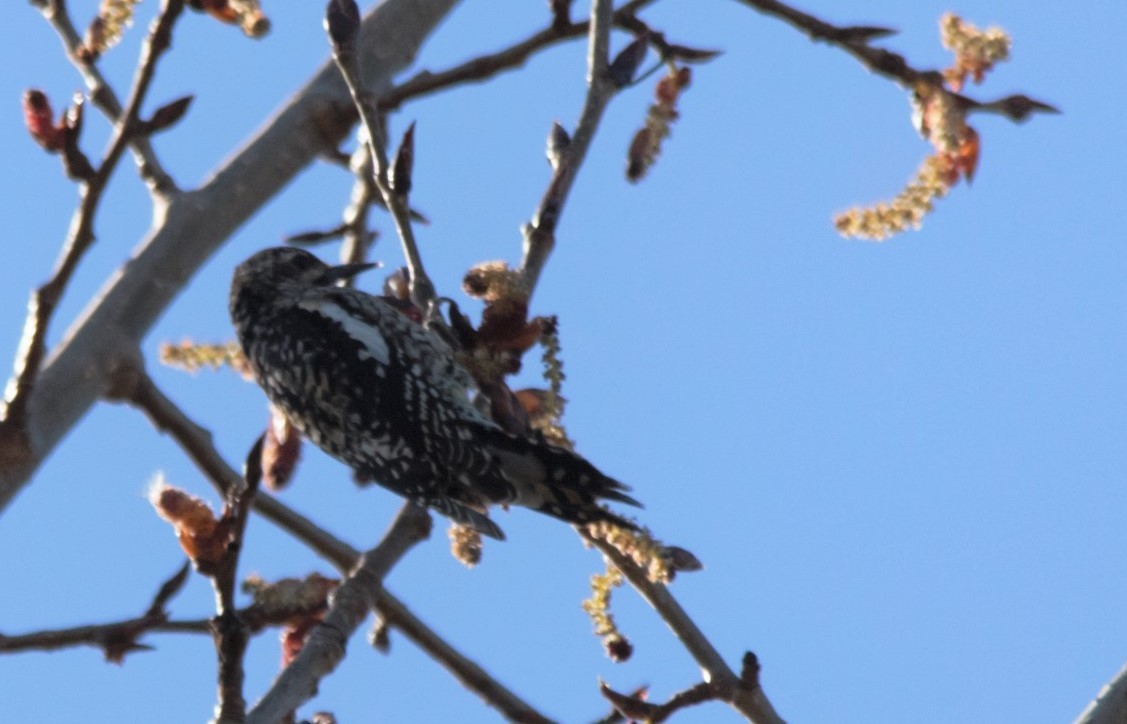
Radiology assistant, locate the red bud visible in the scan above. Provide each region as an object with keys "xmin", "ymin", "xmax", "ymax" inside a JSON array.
[{"xmin": 23, "ymin": 90, "xmax": 65, "ymax": 152}]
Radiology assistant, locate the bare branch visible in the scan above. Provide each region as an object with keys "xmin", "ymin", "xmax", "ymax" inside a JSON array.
[
  {"xmin": 962, "ymin": 92, "xmax": 1062, "ymax": 122},
  {"xmin": 614, "ymin": 14, "xmax": 722, "ymax": 65},
  {"xmin": 735, "ymin": 0, "xmax": 1056, "ymax": 121},
  {"xmin": 598, "ymin": 654, "xmax": 767, "ymax": 722},
  {"xmin": 549, "ymin": 0, "xmax": 573, "ymax": 31},
  {"xmin": 736, "ymin": 0, "xmax": 912, "ymax": 83},
  {"xmin": 374, "ymin": 593, "xmax": 554, "ymax": 724},
  {"xmin": 245, "ymin": 502, "xmax": 432, "ymax": 724},
  {"xmin": 338, "ymin": 144, "xmax": 380, "ymax": 269},
  {"xmin": 327, "ymin": 0, "xmax": 436, "ymax": 310},
  {"xmin": 208, "ymin": 434, "xmax": 264, "ymax": 724},
  {"xmin": 584, "ymin": 531, "xmax": 785, "ymax": 724},
  {"xmin": 519, "ymin": 0, "xmax": 619, "ymax": 297},
  {"xmin": 0, "ymin": 562, "xmax": 190, "ymax": 662},
  {"xmin": 0, "ymin": 571, "xmax": 339, "ymax": 657},
  {"xmin": 600, "ymin": 679, "xmax": 717, "ymax": 723},
  {"xmin": 380, "ymin": 0, "xmax": 659, "ymax": 111},
  {"xmin": 1, "ymin": 615, "xmax": 163, "ymax": 657}
]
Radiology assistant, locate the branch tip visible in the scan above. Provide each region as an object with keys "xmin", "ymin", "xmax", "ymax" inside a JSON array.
[{"xmin": 325, "ymin": 0, "xmax": 360, "ymax": 50}]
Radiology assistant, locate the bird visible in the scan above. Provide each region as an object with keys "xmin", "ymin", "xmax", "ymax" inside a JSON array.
[{"xmin": 229, "ymin": 246, "xmax": 640, "ymax": 540}]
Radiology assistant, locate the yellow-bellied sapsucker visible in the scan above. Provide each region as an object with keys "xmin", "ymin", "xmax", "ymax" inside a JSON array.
[{"xmin": 229, "ymin": 247, "xmax": 640, "ymax": 539}]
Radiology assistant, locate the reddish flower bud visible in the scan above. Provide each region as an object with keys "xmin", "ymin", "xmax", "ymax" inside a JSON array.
[
  {"xmin": 22, "ymin": 90, "xmax": 65, "ymax": 152},
  {"xmin": 262, "ymin": 407, "xmax": 302, "ymax": 491}
]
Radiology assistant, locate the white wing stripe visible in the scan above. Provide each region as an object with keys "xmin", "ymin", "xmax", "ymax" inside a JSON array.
[{"xmin": 300, "ymin": 299, "xmax": 391, "ymax": 365}]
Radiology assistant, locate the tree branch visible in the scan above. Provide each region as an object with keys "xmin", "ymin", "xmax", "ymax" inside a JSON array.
[
  {"xmin": 373, "ymin": 593, "xmax": 554, "ymax": 723},
  {"xmin": 328, "ymin": 0, "xmax": 436, "ymax": 310},
  {"xmin": 208, "ymin": 434, "xmax": 263, "ymax": 724},
  {"xmin": 735, "ymin": 0, "xmax": 1058, "ymax": 122},
  {"xmin": 245, "ymin": 502, "xmax": 432, "ymax": 724},
  {"xmin": 600, "ymin": 679, "xmax": 718, "ymax": 722},
  {"xmin": 338, "ymin": 144, "xmax": 379, "ymax": 269},
  {"xmin": 519, "ymin": 0, "xmax": 620, "ymax": 297},
  {"xmin": 0, "ymin": 580, "xmax": 340, "ymax": 658},
  {"xmin": 0, "ymin": 562, "xmax": 189, "ymax": 661},
  {"xmin": 379, "ymin": 0, "xmax": 659, "ymax": 112},
  {"xmin": 1075, "ymin": 663, "xmax": 1127, "ymax": 724},
  {"xmin": 584, "ymin": 531, "xmax": 785, "ymax": 724}
]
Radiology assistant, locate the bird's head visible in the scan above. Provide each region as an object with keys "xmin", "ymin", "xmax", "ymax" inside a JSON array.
[
  {"xmin": 229, "ymin": 247, "xmax": 377, "ymax": 326},
  {"xmin": 232, "ymin": 247, "xmax": 375, "ymax": 291}
]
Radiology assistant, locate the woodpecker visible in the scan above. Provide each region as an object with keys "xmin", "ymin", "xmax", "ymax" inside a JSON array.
[{"xmin": 229, "ymin": 247, "xmax": 640, "ymax": 539}]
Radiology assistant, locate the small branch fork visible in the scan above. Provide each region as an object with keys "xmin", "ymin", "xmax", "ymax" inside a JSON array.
[
  {"xmin": 0, "ymin": 582, "xmax": 338, "ymax": 657},
  {"xmin": 2, "ymin": 0, "xmax": 185, "ymax": 453},
  {"xmin": 585, "ymin": 530, "xmax": 785, "ymax": 724},
  {"xmin": 207, "ymin": 434, "xmax": 264, "ymax": 723},
  {"xmin": 519, "ymin": 0, "xmax": 619, "ymax": 297},
  {"xmin": 245, "ymin": 502, "xmax": 431, "ymax": 724},
  {"xmin": 378, "ymin": 0, "xmax": 659, "ymax": 113},
  {"xmin": 326, "ymin": 0, "xmax": 436, "ymax": 311},
  {"xmin": 0, "ymin": 562, "xmax": 190, "ymax": 660},
  {"xmin": 736, "ymin": 0, "xmax": 1057, "ymax": 122}
]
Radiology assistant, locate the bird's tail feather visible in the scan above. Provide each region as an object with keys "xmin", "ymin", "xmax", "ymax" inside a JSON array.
[{"xmin": 479, "ymin": 426, "xmax": 642, "ymax": 530}]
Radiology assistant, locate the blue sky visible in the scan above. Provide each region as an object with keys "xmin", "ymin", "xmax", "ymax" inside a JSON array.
[{"xmin": 1, "ymin": 1, "xmax": 1124, "ymax": 722}]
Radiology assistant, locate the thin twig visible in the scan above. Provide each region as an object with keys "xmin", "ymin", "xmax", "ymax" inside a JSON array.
[
  {"xmin": 245, "ymin": 502, "xmax": 432, "ymax": 724},
  {"xmin": 0, "ymin": 593, "xmax": 340, "ymax": 657},
  {"xmin": 210, "ymin": 434, "xmax": 262, "ymax": 607},
  {"xmin": 327, "ymin": 0, "xmax": 435, "ymax": 310},
  {"xmin": 380, "ymin": 0, "xmax": 657, "ymax": 112},
  {"xmin": 347, "ymin": 0, "xmax": 661, "ymax": 307},
  {"xmin": 2, "ymin": 0, "xmax": 185, "ymax": 438},
  {"xmin": 208, "ymin": 434, "xmax": 263, "ymax": 724},
  {"xmin": 0, "ymin": 615, "xmax": 168, "ymax": 656},
  {"xmin": 382, "ymin": 24, "xmax": 583, "ymax": 111},
  {"xmin": 373, "ymin": 593, "xmax": 554, "ymax": 724},
  {"xmin": 735, "ymin": 0, "xmax": 1057, "ymax": 122},
  {"xmin": 584, "ymin": 531, "xmax": 785, "ymax": 724},
  {"xmin": 737, "ymin": 0, "xmax": 915, "ymax": 83},
  {"xmin": 0, "ymin": 562, "xmax": 190, "ymax": 661},
  {"xmin": 338, "ymin": 144, "xmax": 379, "ymax": 271},
  {"xmin": 113, "ymin": 364, "xmax": 551, "ymax": 722},
  {"xmin": 518, "ymin": 0, "xmax": 620, "ymax": 297},
  {"xmin": 600, "ymin": 679, "xmax": 718, "ymax": 723}
]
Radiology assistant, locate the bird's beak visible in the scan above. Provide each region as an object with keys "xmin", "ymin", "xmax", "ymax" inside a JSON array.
[{"xmin": 317, "ymin": 261, "xmax": 377, "ymax": 285}]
